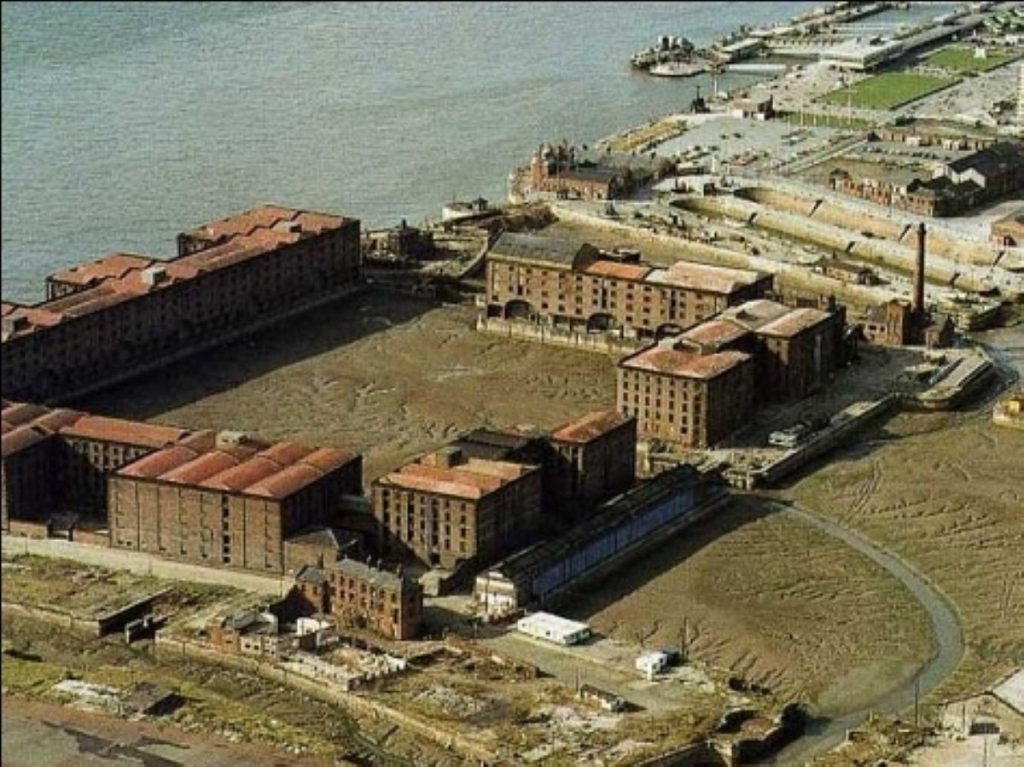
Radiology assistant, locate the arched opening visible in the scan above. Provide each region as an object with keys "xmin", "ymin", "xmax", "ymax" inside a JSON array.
[
  {"xmin": 504, "ymin": 299, "xmax": 535, "ymax": 320},
  {"xmin": 586, "ymin": 313, "xmax": 619, "ymax": 333},
  {"xmin": 656, "ymin": 323, "xmax": 684, "ymax": 340}
]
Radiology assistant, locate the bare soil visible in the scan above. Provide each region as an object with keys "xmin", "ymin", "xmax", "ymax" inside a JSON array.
[
  {"xmin": 80, "ymin": 291, "xmax": 617, "ymax": 481},
  {"xmin": 788, "ymin": 406, "xmax": 1024, "ymax": 701},
  {"xmin": 568, "ymin": 495, "xmax": 934, "ymax": 718}
]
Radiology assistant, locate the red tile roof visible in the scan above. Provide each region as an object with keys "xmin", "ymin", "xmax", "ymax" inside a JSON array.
[
  {"xmin": 757, "ymin": 307, "xmax": 831, "ymax": 338},
  {"xmin": 583, "ymin": 260, "xmax": 652, "ymax": 281},
  {"xmin": 1, "ymin": 426, "xmax": 53, "ymax": 458},
  {"xmin": 47, "ymin": 252, "xmax": 155, "ymax": 287},
  {"xmin": 719, "ymin": 299, "xmax": 791, "ymax": 330},
  {"xmin": 115, "ymin": 434, "xmax": 358, "ymax": 500},
  {"xmin": 1, "ymin": 205, "xmax": 350, "ymax": 341},
  {"xmin": 681, "ymin": 319, "xmax": 750, "ymax": 349},
  {"xmin": 551, "ymin": 410, "xmax": 630, "ymax": 444},
  {"xmin": 646, "ymin": 261, "xmax": 764, "ymax": 295},
  {"xmin": 180, "ymin": 205, "xmax": 349, "ymax": 245},
  {"xmin": 59, "ymin": 415, "xmax": 193, "ymax": 449},
  {"xmin": 621, "ymin": 345, "xmax": 751, "ymax": 379},
  {"xmin": 380, "ymin": 457, "xmax": 532, "ymax": 500}
]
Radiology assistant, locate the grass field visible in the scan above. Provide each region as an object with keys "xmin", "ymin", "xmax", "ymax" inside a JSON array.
[
  {"xmin": 926, "ymin": 46, "xmax": 1016, "ymax": 74},
  {"xmin": 822, "ymin": 72, "xmax": 959, "ymax": 110}
]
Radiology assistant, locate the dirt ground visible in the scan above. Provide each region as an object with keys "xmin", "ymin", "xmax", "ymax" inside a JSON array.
[
  {"xmin": 80, "ymin": 291, "xmax": 617, "ymax": 481},
  {"xmin": 788, "ymin": 403, "xmax": 1024, "ymax": 702},
  {"xmin": 0, "ymin": 613, "xmax": 464, "ymax": 766},
  {"xmin": 567, "ymin": 495, "xmax": 934, "ymax": 718}
]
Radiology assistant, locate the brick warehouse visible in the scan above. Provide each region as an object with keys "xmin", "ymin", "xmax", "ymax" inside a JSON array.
[
  {"xmin": 617, "ymin": 299, "xmax": 844, "ymax": 448},
  {"xmin": 372, "ymin": 449, "xmax": 544, "ymax": 571},
  {"xmin": 294, "ymin": 558, "xmax": 423, "ymax": 640},
  {"xmin": 547, "ymin": 410, "xmax": 637, "ymax": 520},
  {"xmin": 1, "ymin": 205, "xmax": 360, "ymax": 403},
  {"xmin": 109, "ymin": 432, "xmax": 362, "ymax": 573},
  {"xmin": 484, "ymin": 231, "xmax": 773, "ymax": 340},
  {"xmin": 1, "ymin": 400, "xmax": 203, "ymax": 529}
]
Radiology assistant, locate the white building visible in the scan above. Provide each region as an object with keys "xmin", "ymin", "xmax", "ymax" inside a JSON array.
[
  {"xmin": 636, "ymin": 650, "xmax": 671, "ymax": 680},
  {"xmin": 515, "ymin": 612, "xmax": 591, "ymax": 646}
]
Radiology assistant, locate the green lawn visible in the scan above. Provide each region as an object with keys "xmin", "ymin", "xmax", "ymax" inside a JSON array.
[
  {"xmin": 822, "ymin": 72, "xmax": 959, "ymax": 110},
  {"xmin": 926, "ymin": 46, "xmax": 1016, "ymax": 73}
]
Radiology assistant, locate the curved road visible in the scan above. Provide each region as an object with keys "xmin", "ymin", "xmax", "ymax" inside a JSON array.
[{"xmin": 765, "ymin": 500, "xmax": 964, "ymax": 765}]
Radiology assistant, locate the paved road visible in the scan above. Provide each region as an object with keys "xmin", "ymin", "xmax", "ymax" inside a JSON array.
[{"xmin": 767, "ymin": 501, "xmax": 965, "ymax": 765}]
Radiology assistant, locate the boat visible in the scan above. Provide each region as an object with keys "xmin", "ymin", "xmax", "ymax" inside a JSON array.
[
  {"xmin": 648, "ymin": 60, "xmax": 706, "ymax": 78},
  {"xmin": 631, "ymin": 35, "xmax": 696, "ymax": 70}
]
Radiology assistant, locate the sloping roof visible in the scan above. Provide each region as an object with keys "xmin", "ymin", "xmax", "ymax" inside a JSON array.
[
  {"xmin": 680, "ymin": 319, "xmax": 750, "ymax": 350},
  {"xmin": 620, "ymin": 345, "xmax": 751, "ymax": 379},
  {"xmin": 379, "ymin": 456, "xmax": 534, "ymax": 500},
  {"xmin": 646, "ymin": 261, "xmax": 765, "ymax": 295},
  {"xmin": 719, "ymin": 299, "xmax": 792, "ymax": 330},
  {"xmin": 328, "ymin": 557, "xmax": 408, "ymax": 591},
  {"xmin": 116, "ymin": 435, "xmax": 358, "ymax": 501},
  {"xmin": 945, "ymin": 141, "xmax": 1024, "ymax": 178},
  {"xmin": 489, "ymin": 232, "xmax": 596, "ymax": 269},
  {"xmin": 59, "ymin": 415, "xmax": 193, "ymax": 449},
  {"xmin": 47, "ymin": 252, "xmax": 155, "ymax": 287},
  {"xmin": 757, "ymin": 307, "xmax": 831, "ymax": 338},
  {"xmin": 179, "ymin": 205, "xmax": 350, "ymax": 246},
  {"xmin": 551, "ymin": 410, "xmax": 632, "ymax": 444},
  {"xmin": 583, "ymin": 260, "xmax": 652, "ymax": 281}
]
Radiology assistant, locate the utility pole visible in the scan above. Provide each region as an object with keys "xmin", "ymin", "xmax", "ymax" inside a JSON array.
[{"xmin": 914, "ymin": 672, "xmax": 921, "ymax": 728}]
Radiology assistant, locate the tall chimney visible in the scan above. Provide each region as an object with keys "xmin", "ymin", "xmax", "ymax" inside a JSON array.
[{"xmin": 913, "ymin": 222, "xmax": 926, "ymax": 315}]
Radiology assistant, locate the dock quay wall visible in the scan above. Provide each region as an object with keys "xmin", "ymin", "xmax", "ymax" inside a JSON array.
[
  {"xmin": 748, "ymin": 396, "xmax": 899, "ymax": 488},
  {"xmin": 475, "ymin": 315, "xmax": 644, "ymax": 355},
  {"xmin": 676, "ymin": 195, "xmax": 991, "ymax": 292},
  {"xmin": 1, "ymin": 535, "xmax": 289, "ymax": 597}
]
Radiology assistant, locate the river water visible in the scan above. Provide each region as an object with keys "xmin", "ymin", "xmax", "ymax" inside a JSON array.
[{"xmin": 2, "ymin": 1, "xmax": 823, "ymax": 302}]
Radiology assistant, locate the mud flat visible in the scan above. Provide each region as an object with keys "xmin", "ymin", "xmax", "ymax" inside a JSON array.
[
  {"xmin": 789, "ymin": 406, "xmax": 1024, "ymax": 701},
  {"xmin": 568, "ymin": 495, "xmax": 934, "ymax": 718},
  {"xmin": 80, "ymin": 291, "xmax": 617, "ymax": 481}
]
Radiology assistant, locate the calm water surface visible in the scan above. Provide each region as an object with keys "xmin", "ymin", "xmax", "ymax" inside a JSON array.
[{"xmin": 3, "ymin": 2, "xmax": 834, "ymax": 302}]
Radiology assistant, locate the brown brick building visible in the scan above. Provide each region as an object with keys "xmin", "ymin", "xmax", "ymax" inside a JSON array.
[
  {"xmin": 717, "ymin": 300, "xmax": 840, "ymax": 403},
  {"xmin": 372, "ymin": 450, "xmax": 543, "ymax": 570},
  {"xmin": 547, "ymin": 410, "xmax": 637, "ymax": 518},
  {"xmin": 1, "ymin": 400, "xmax": 201, "ymax": 531},
  {"xmin": 485, "ymin": 232, "xmax": 773, "ymax": 340},
  {"xmin": 618, "ymin": 343, "xmax": 755, "ymax": 448},
  {"xmin": 45, "ymin": 253, "xmax": 156, "ymax": 300},
  {"xmin": 2, "ymin": 205, "xmax": 360, "ymax": 402},
  {"xmin": 109, "ymin": 433, "xmax": 362, "ymax": 574},
  {"xmin": 527, "ymin": 143, "xmax": 626, "ymax": 200},
  {"xmin": 295, "ymin": 558, "xmax": 423, "ymax": 640}
]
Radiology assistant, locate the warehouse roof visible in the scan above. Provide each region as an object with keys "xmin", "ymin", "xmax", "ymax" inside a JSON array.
[
  {"xmin": 489, "ymin": 232, "xmax": 598, "ymax": 269},
  {"xmin": 1, "ymin": 205, "xmax": 352, "ymax": 341},
  {"xmin": 551, "ymin": 410, "xmax": 632, "ymax": 444},
  {"xmin": 719, "ymin": 299, "xmax": 792, "ymax": 330},
  {"xmin": 379, "ymin": 456, "xmax": 535, "ymax": 500},
  {"xmin": 757, "ymin": 307, "xmax": 831, "ymax": 338},
  {"xmin": 59, "ymin": 415, "xmax": 194, "ymax": 449},
  {"xmin": 646, "ymin": 261, "xmax": 765, "ymax": 295},
  {"xmin": 583, "ymin": 260, "xmax": 652, "ymax": 281},
  {"xmin": 116, "ymin": 436, "xmax": 358, "ymax": 501},
  {"xmin": 47, "ymin": 252, "xmax": 155, "ymax": 288},
  {"xmin": 179, "ymin": 205, "xmax": 350, "ymax": 247},
  {"xmin": 620, "ymin": 345, "xmax": 751, "ymax": 380},
  {"xmin": 680, "ymin": 318, "xmax": 750, "ymax": 350}
]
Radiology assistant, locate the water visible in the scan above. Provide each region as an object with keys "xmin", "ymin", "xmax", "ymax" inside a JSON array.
[{"xmin": 1, "ymin": 1, "xmax": 820, "ymax": 303}]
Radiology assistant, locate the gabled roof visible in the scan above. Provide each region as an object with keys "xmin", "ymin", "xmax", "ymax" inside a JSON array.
[{"xmin": 489, "ymin": 232, "xmax": 598, "ymax": 269}]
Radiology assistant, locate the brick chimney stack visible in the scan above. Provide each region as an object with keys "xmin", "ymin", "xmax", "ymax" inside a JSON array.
[{"xmin": 914, "ymin": 222, "xmax": 926, "ymax": 315}]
